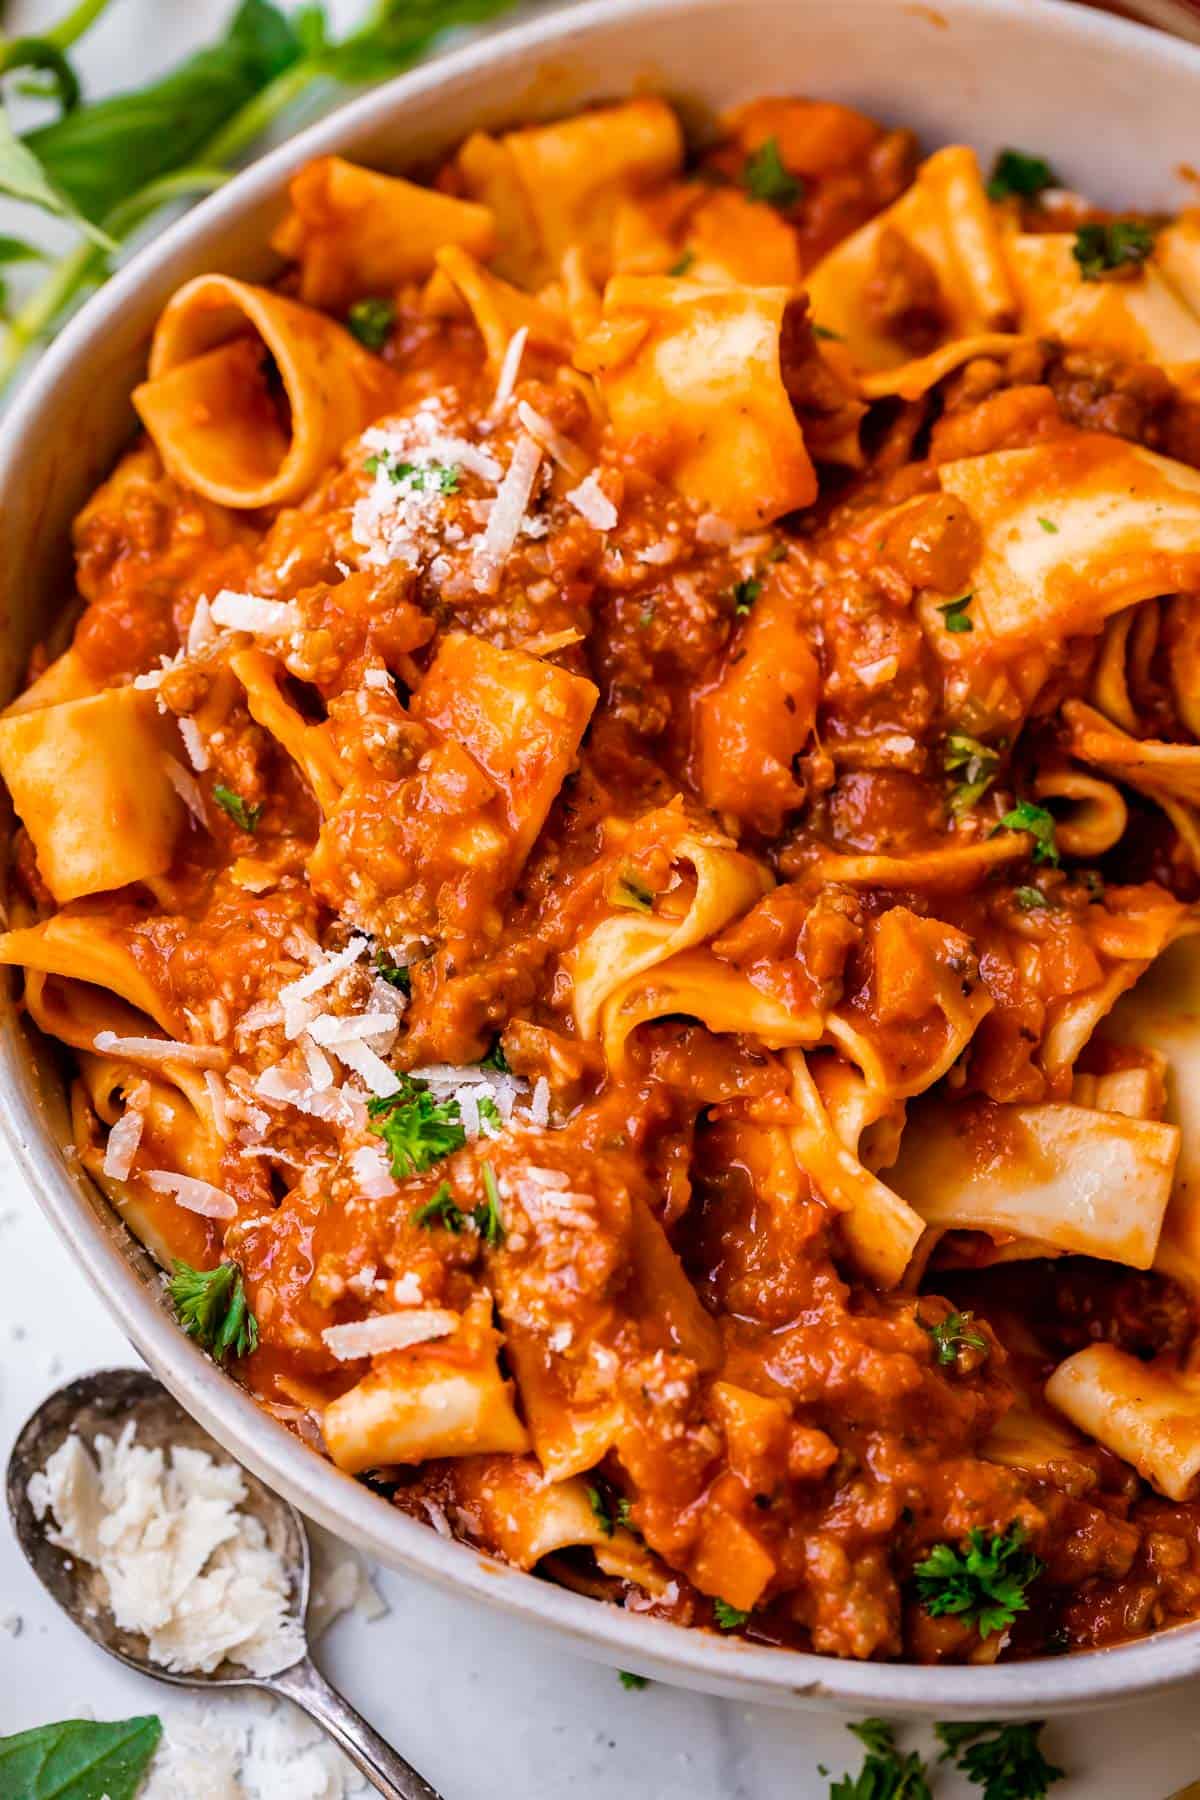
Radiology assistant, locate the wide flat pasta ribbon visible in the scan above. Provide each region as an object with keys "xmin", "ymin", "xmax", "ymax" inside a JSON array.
[{"xmin": 134, "ymin": 274, "xmax": 394, "ymax": 508}]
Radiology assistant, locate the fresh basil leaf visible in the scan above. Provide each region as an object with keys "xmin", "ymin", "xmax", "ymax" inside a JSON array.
[
  {"xmin": 0, "ymin": 107, "xmax": 114, "ymax": 247},
  {"xmin": 323, "ymin": 0, "xmax": 520, "ymax": 81},
  {"xmin": 22, "ymin": 0, "xmax": 306, "ymax": 225},
  {"xmin": 0, "ymin": 234, "xmax": 47, "ymax": 265},
  {"xmin": 0, "ymin": 1715, "xmax": 162, "ymax": 1800}
]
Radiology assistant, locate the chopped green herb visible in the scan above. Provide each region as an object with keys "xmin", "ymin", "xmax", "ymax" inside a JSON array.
[
  {"xmin": 411, "ymin": 1182, "xmax": 466, "ymax": 1232},
  {"xmin": 373, "ymin": 949, "xmax": 411, "ymax": 992},
  {"xmin": 766, "ymin": 542, "xmax": 789, "ymax": 562},
  {"xmin": 616, "ymin": 1497, "xmax": 634, "ymax": 1527},
  {"xmin": 829, "ymin": 1720, "xmax": 933, "ymax": 1800},
  {"xmin": 480, "ymin": 1038, "xmax": 509, "ymax": 1073},
  {"xmin": 713, "ymin": 1598, "xmax": 750, "ymax": 1630},
  {"xmin": 369, "ymin": 1077, "xmax": 467, "ymax": 1178},
  {"xmin": 743, "ymin": 135, "xmax": 801, "ymax": 209},
  {"xmin": 586, "ymin": 1483, "xmax": 615, "ymax": 1536},
  {"xmin": 937, "ymin": 593, "xmax": 974, "ymax": 634},
  {"xmin": 943, "ymin": 733, "xmax": 1000, "ymax": 815},
  {"xmin": 0, "ymin": 1714, "xmax": 163, "ymax": 1800},
  {"xmin": 477, "ymin": 1094, "xmax": 502, "ymax": 1133},
  {"xmin": 914, "ymin": 1523, "xmax": 1043, "ymax": 1638},
  {"xmin": 733, "ymin": 577, "xmax": 761, "ymax": 615},
  {"xmin": 1072, "ymin": 218, "xmax": 1156, "ymax": 281},
  {"xmin": 639, "ymin": 602, "xmax": 656, "ymax": 628},
  {"xmin": 997, "ymin": 799, "xmax": 1060, "ymax": 865},
  {"xmin": 364, "ymin": 450, "xmax": 460, "ymax": 493},
  {"xmin": 618, "ymin": 1670, "xmax": 650, "ymax": 1690},
  {"xmin": 474, "ymin": 1162, "xmax": 506, "ymax": 1246},
  {"xmin": 1014, "ymin": 884, "xmax": 1053, "ymax": 911},
  {"xmin": 1083, "ymin": 869, "xmax": 1105, "ymax": 899},
  {"xmin": 1037, "ymin": 516, "xmax": 1059, "ymax": 534},
  {"xmin": 346, "ymin": 295, "xmax": 396, "ymax": 350},
  {"xmin": 612, "ymin": 871, "xmax": 655, "ymax": 912},
  {"xmin": 986, "ymin": 149, "xmax": 1056, "ymax": 202},
  {"xmin": 212, "ymin": 784, "xmax": 263, "ymax": 832},
  {"xmin": 668, "ymin": 247, "xmax": 695, "ymax": 276},
  {"xmin": 169, "ymin": 1260, "xmax": 258, "ymax": 1361},
  {"xmin": 813, "ymin": 323, "xmax": 843, "ymax": 341},
  {"xmin": 922, "ymin": 1308, "xmax": 988, "ymax": 1368},
  {"xmin": 935, "ymin": 1721, "xmax": 1065, "ymax": 1800}
]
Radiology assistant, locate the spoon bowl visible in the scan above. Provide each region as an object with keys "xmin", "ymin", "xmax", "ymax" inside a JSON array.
[{"xmin": 6, "ymin": 1367, "xmax": 442, "ymax": 1797}]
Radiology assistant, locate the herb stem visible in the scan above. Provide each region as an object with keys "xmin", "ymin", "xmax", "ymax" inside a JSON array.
[
  {"xmin": 0, "ymin": 233, "xmax": 93, "ymax": 383},
  {"xmin": 43, "ymin": 0, "xmax": 117, "ymax": 52},
  {"xmin": 200, "ymin": 59, "xmax": 323, "ymax": 166}
]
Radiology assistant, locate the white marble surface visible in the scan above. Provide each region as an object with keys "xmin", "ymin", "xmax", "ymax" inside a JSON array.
[{"xmin": 4, "ymin": 3, "xmax": 1200, "ymax": 1795}]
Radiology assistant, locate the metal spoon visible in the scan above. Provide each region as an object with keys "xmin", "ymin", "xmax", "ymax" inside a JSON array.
[{"xmin": 6, "ymin": 1367, "xmax": 443, "ymax": 1800}]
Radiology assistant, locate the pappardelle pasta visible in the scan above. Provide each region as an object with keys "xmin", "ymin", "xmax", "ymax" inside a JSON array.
[{"xmin": 8, "ymin": 93, "xmax": 1200, "ymax": 1664}]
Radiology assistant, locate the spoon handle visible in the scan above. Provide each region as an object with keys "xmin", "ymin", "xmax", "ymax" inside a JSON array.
[{"xmin": 270, "ymin": 1656, "xmax": 443, "ymax": 1800}]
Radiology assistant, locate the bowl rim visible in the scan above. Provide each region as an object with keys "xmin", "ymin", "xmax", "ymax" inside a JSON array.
[{"xmin": 6, "ymin": 0, "xmax": 1200, "ymax": 1714}]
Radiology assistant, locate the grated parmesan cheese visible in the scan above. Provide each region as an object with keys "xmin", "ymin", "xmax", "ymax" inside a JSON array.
[
  {"xmin": 491, "ymin": 325, "xmax": 528, "ymax": 417},
  {"xmin": 102, "ymin": 1106, "xmax": 144, "ymax": 1182},
  {"xmin": 28, "ymin": 1424, "xmax": 305, "ymax": 1677},
  {"xmin": 474, "ymin": 434, "xmax": 542, "ymax": 588},
  {"xmin": 143, "ymin": 1170, "xmax": 238, "ymax": 1220},
  {"xmin": 177, "ymin": 716, "xmax": 210, "ymax": 773},
  {"xmin": 321, "ymin": 1308, "xmax": 458, "ymax": 1360},
  {"xmin": 565, "ymin": 471, "xmax": 619, "ymax": 532},
  {"xmin": 186, "ymin": 594, "xmax": 216, "ymax": 656},
  {"xmin": 515, "ymin": 400, "xmax": 589, "ymax": 479},
  {"xmin": 93, "ymin": 1031, "xmax": 226, "ymax": 1070},
  {"xmin": 165, "ymin": 756, "xmax": 208, "ymax": 827},
  {"xmin": 210, "ymin": 591, "xmax": 300, "ymax": 636}
]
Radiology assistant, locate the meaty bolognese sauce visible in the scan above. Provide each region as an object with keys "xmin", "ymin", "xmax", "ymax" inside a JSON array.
[{"xmin": 5, "ymin": 95, "xmax": 1200, "ymax": 1664}]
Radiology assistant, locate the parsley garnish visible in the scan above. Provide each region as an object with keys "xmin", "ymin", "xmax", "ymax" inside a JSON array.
[
  {"xmin": 813, "ymin": 324, "xmax": 843, "ymax": 341},
  {"xmin": 936, "ymin": 1721, "xmax": 1065, "ymax": 1800},
  {"xmin": 713, "ymin": 1599, "xmax": 750, "ymax": 1630},
  {"xmin": 914, "ymin": 1524, "xmax": 1043, "ymax": 1638},
  {"xmin": 612, "ymin": 870, "xmax": 655, "ymax": 912},
  {"xmin": 474, "ymin": 1162, "xmax": 506, "ymax": 1246},
  {"xmin": 369, "ymin": 1078, "xmax": 467, "ymax": 1178},
  {"xmin": 943, "ymin": 733, "xmax": 999, "ymax": 815},
  {"xmin": 212, "ymin": 784, "xmax": 263, "ymax": 832},
  {"xmin": 169, "ymin": 1260, "xmax": 258, "ymax": 1362},
  {"xmin": 1037, "ymin": 516, "xmax": 1059, "ymax": 534},
  {"xmin": 921, "ymin": 1308, "xmax": 988, "ymax": 1367},
  {"xmin": 373, "ymin": 949, "xmax": 411, "ymax": 992},
  {"xmin": 586, "ymin": 1484, "xmax": 616, "ymax": 1537},
  {"xmin": 937, "ymin": 593, "xmax": 974, "ymax": 634},
  {"xmin": 639, "ymin": 602, "xmax": 656, "ymax": 628},
  {"xmin": 743, "ymin": 136, "xmax": 802, "ymax": 209},
  {"xmin": 1072, "ymin": 219, "xmax": 1156, "ymax": 281},
  {"xmin": 1014, "ymin": 884, "xmax": 1052, "ymax": 911},
  {"xmin": 477, "ymin": 1094, "xmax": 502, "ymax": 1133},
  {"xmin": 480, "ymin": 1037, "xmax": 509, "ymax": 1073},
  {"xmin": 411, "ymin": 1182, "xmax": 466, "ymax": 1232},
  {"xmin": 986, "ymin": 149, "xmax": 1056, "ymax": 202},
  {"xmin": 364, "ymin": 451, "xmax": 460, "ymax": 493},
  {"xmin": 668, "ymin": 247, "xmax": 695, "ymax": 276},
  {"xmin": 733, "ymin": 577, "xmax": 761, "ymax": 615},
  {"xmin": 619, "ymin": 1670, "xmax": 650, "ymax": 1690},
  {"xmin": 616, "ymin": 1497, "xmax": 634, "ymax": 1527},
  {"xmin": 996, "ymin": 800, "xmax": 1060, "ymax": 865},
  {"xmin": 346, "ymin": 295, "xmax": 396, "ymax": 350},
  {"xmin": 829, "ymin": 1720, "xmax": 933, "ymax": 1800}
]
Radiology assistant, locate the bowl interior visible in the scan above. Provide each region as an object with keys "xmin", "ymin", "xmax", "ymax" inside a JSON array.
[{"xmin": 4, "ymin": 0, "xmax": 1200, "ymax": 1713}]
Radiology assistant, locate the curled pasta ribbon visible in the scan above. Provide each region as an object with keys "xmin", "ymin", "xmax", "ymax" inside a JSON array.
[
  {"xmin": 0, "ymin": 912, "xmax": 182, "ymax": 1040},
  {"xmin": 937, "ymin": 435, "xmax": 1200, "ymax": 649},
  {"xmin": 573, "ymin": 816, "xmax": 772, "ymax": 1041},
  {"xmin": 1063, "ymin": 696, "xmax": 1200, "ymax": 874},
  {"xmin": 133, "ymin": 274, "xmax": 394, "ymax": 508},
  {"xmin": 784, "ymin": 1051, "xmax": 924, "ymax": 1289},
  {"xmin": 804, "ymin": 146, "xmax": 1015, "ymax": 376},
  {"xmin": 583, "ymin": 277, "xmax": 817, "ymax": 527},
  {"xmin": 231, "ymin": 649, "xmax": 348, "ymax": 816},
  {"xmin": 600, "ymin": 948, "xmax": 821, "ymax": 1079},
  {"xmin": 1089, "ymin": 602, "xmax": 1162, "ymax": 736},
  {"xmin": 1046, "ymin": 1345, "xmax": 1200, "ymax": 1502},
  {"xmin": 75, "ymin": 1054, "xmax": 226, "ymax": 1268},
  {"xmin": 0, "ymin": 684, "xmax": 184, "ymax": 903},
  {"xmin": 431, "ymin": 244, "xmax": 572, "ymax": 370},
  {"xmin": 856, "ymin": 333, "xmax": 1035, "ymax": 401},
  {"xmin": 271, "ymin": 155, "xmax": 495, "ymax": 308},
  {"xmin": 456, "ymin": 98, "xmax": 684, "ymax": 288},
  {"xmin": 1031, "ymin": 767, "xmax": 1127, "ymax": 859},
  {"xmin": 1005, "ymin": 227, "xmax": 1200, "ymax": 391},
  {"xmin": 1163, "ymin": 595, "xmax": 1200, "ymax": 739},
  {"xmin": 323, "ymin": 1295, "xmax": 529, "ymax": 1475},
  {"xmin": 809, "ymin": 835, "xmax": 1029, "ymax": 891},
  {"xmin": 889, "ymin": 1095, "xmax": 1179, "ymax": 1271}
]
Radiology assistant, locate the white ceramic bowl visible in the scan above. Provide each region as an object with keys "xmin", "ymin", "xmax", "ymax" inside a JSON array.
[{"xmin": 5, "ymin": 0, "xmax": 1200, "ymax": 1716}]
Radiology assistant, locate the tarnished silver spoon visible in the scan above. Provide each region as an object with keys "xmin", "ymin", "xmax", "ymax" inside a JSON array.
[{"xmin": 6, "ymin": 1368, "xmax": 443, "ymax": 1800}]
